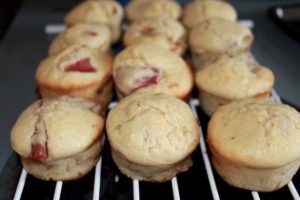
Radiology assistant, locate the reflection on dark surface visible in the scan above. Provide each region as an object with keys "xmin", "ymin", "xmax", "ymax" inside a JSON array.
[
  {"xmin": 0, "ymin": 0, "xmax": 24, "ymax": 42},
  {"xmin": 269, "ymin": 4, "xmax": 300, "ymax": 43}
]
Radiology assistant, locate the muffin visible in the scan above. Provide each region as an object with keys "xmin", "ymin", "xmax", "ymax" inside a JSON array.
[
  {"xmin": 48, "ymin": 23, "xmax": 112, "ymax": 56},
  {"xmin": 64, "ymin": 0, "xmax": 124, "ymax": 44},
  {"xmin": 10, "ymin": 96, "xmax": 105, "ymax": 181},
  {"xmin": 195, "ymin": 54, "xmax": 275, "ymax": 116},
  {"xmin": 106, "ymin": 92, "xmax": 200, "ymax": 182},
  {"xmin": 182, "ymin": 0, "xmax": 237, "ymax": 30},
  {"xmin": 36, "ymin": 45, "xmax": 113, "ymax": 108},
  {"xmin": 125, "ymin": 0, "xmax": 182, "ymax": 23},
  {"xmin": 207, "ymin": 98, "xmax": 300, "ymax": 191},
  {"xmin": 189, "ymin": 18, "xmax": 253, "ymax": 70},
  {"xmin": 112, "ymin": 44, "xmax": 193, "ymax": 100},
  {"xmin": 123, "ymin": 17, "xmax": 187, "ymax": 55}
]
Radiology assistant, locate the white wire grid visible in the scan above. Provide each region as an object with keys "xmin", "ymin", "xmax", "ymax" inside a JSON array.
[
  {"xmin": 12, "ymin": 90, "xmax": 300, "ymax": 200},
  {"xmin": 12, "ymin": 20, "xmax": 300, "ymax": 200},
  {"xmin": 44, "ymin": 20, "xmax": 254, "ymax": 35}
]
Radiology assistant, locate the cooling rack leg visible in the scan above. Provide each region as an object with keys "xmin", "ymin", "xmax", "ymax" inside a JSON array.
[
  {"xmin": 171, "ymin": 177, "xmax": 180, "ymax": 200},
  {"xmin": 189, "ymin": 99, "xmax": 220, "ymax": 200},
  {"xmin": 53, "ymin": 181, "xmax": 63, "ymax": 200},
  {"xmin": 13, "ymin": 168, "xmax": 27, "ymax": 200},
  {"xmin": 93, "ymin": 157, "xmax": 103, "ymax": 200},
  {"xmin": 288, "ymin": 181, "xmax": 300, "ymax": 200},
  {"xmin": 133, "ymin": 179, "xmax": 140, "ymax": 200},
  {"xmin": 251, "ymin": 191, "xmax": 260, "ymax": 200}
]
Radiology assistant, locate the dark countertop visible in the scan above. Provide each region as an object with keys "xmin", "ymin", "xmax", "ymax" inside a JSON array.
[{"xmin": 0, "ymin": 0, "xmax": 300, "ymax": 197}]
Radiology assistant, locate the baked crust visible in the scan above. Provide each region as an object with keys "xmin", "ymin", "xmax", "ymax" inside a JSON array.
[
  {"xmin": 106, "ymin": 92, "xmax": 200, "ymax": 181},
  {"xmin": 189, "ymin": 18, "xmax": 253, "ymax": 68},
  {"xmin": 36, "ymin": 45, "xmax": 113, "ymax": 106},
  {"xmin": 21, "ymin": 136, "xmax": 105, "ymax": 181},
  {"xmin": 111, "ymin": 148, "xmax": 193, "ymax": 182},
  {"xmin": 195, "ymin": 54, "xmax": 274, "ymax": 99},
  {"xmin": 125, "ymin": 0, "xmax": 182, "ymax": 23},
  {"xmin": 65, "ymin": 0, "xmax": 124, "ymax": 43},
  {"xmin": 182, "ymin": 0, "xmax": 237, "ymax": 30},
  {"xmin": 112, "ymin": 44, "xmax": 193, "ymax": 100},
  {"xmin": 195, "ymin": 54, "xmax": 274, "ymax": 115},
  {"xmin": 49, "ymin": 23, "xmax": 112, "ymax": 56},
  {"xmin": 207, "ymin": 98, "xmax": 300, "ymax": 191},
  {"xmin": 124, "ymin": 17, "xmax": 187, "ymax": 55},
  {"xmin": 10, "ymin": 96, "xmax": 105, "ymax": 181}
]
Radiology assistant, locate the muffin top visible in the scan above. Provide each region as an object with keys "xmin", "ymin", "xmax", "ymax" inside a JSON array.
[
  {"xmin": 106, "ymin": 92, "xmax": 200, "ymax": 166},
  {"xmin": 65, "ymin": 0, "xmax": 123, "ymax": 26},
  {"xmin": 208, "ymin": 98, "xmax": 300, "ymax": 168},
  {"xmin": 36, "ymin": 45, "xmax": 113, "ymax": 91},
  {"xmin": 125, "ymin": 0, "xmax": 182, "ymax": 22},
  {"xmin": 11, "ymin": 96, "xmax": 104, "ymax": 162},
  {"xmin": 189, "ymin": 18, "xmax": 253, "ymax": 54},
  {"xmin": 182, "ymin": 0, "xmax": 237, "ymax": 30},
  {"xmin": 113, "ymin": 44, "xmax": 193, "ymax": 99},
  {"xmin": 195, "ymin": 54, "xmax": 274, "ymax": 99},
  {"xmin": 123, "ymin": 17, "xmax": 186, "ymax": 55},
  {"xmin": 48, "ymin": 23, "xmax": 112, "ymax": 56}
]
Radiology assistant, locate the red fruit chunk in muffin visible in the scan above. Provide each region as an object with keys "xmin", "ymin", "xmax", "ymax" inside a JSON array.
[
  {"xmin": 64, "ymin": 58, "xmax": 97, "ymax": 73},
  {"xmin": 28, "ymin": 100, "xmax": 48, "ymax": 162},
  {"xmin": 85, "ymin": 31, "xmax": 98, "ymax": 36},
  {"xmin": 134, "ymin": 67, "xmax": 161, "ymax": 90},
  {"xmin": 139, "ymin": 27, "xmax": 156, "ymax": 35},
  {"xmin": 115, "ymin": 66, "xmax": 161, "ymax": 93},
  {"xmin": 29, "ymin": 143, "xmax": 48, "ymax": 162}
]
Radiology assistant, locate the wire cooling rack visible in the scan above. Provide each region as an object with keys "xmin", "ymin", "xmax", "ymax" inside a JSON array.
[
  {"xmin": 9, "ymin": 20, "xmax": 300, "ymax": 200},
  {"xmin": 12, "ymin": 89, "xmax": 300, "ymax": 200}
]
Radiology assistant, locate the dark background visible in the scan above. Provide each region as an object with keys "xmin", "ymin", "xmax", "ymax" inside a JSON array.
[{"xmin": 0, "ymin": 0, "xmax": 300, "ymax": 199}]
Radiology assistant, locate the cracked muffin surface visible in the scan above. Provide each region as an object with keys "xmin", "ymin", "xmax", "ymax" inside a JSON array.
[
  {"xmin": 189, "ymin": 18, "xmax": 253, "ymax": 55},
  {"xmin": 207, "ymin": 98, "xmax": 300, "ymax": 191},
  {"xmin": 36, "ymin": 45, "xmax": 113, "ymax": 106},
  {"xmin": 208, "ymin": 98, "xmax": 300, "ymax": 168},
  {"xmin": 189, "ymin": 18, "xmax": 253, "ymax": 69},
  {"xmin": 112, "ymin": 44, "xmax": 193, "ymax": 100},
  {"xmin": 195, "ymin": 54, "xmax": 274, "ymax": 100},
  {"xmin": 10, "ymin": 96, "xmax": 105, "ymax": 181},
  {"xmin": 182, "ymin": 0, "xmax": 237, "ymax": 30},
  {"xmin": 48, "ymin": 23, "xmax": 112, "ymax": 56},
  {"xmin": 106, "ymin": 92, "xmax": 200, "ymax": 181},
  {"xmin": 64, "ymin": 0, "xmax": 124, "ymax": 43},
  {"xmin": 11, "ymin": 96, "xmax": 103, "ymax": 160},
  {"xmin": 106, "ymin": 92, "xmax": 199, "ymax": 166},
  {"xmin": 123, "ymin": 16, "xmax": 186, "ymax": 55},
  {"xmin": 125, "ymin": 0, "xmax": 182, "ymax": 23}
]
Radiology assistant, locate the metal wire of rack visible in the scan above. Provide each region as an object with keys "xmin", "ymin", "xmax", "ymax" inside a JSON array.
[
  {"xmin": 10, "ymin": 20, "xmax": 300, "ymax": 200},
  {"xmin": 12, "ymin": 89, "xmax": 300, "ymax": 200}
]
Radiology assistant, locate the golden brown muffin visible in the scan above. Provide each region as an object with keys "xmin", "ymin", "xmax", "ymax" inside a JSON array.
[
  {"xmin": 48, "ymin": 23, "xmax": 112, "ymax": 56},
  {"xmin": 106, "ymin": 92, "xmax": 200, "ymax": 182},
  {"xmin": 207, "ymin": 98, "xmax": 300, "ymax": 192},
  {"xmin": 65, "ymin": 0, "xmax": 124, "ymax": 44},
  {"xmin": 189, "ymin": 18, "xmax": 253, "ymax": 70},
  {"xmin": 123, "ymin": 17, "xmax": 187, "ymax": 55},
  {"xmin": 182, "ymin": 0, "xmax": 237, "ymax": 30},
  {"xmin": 112, "ymin": 44, "xmax": 193, "ymax": 100},
  {"xmin": 10, "ymin": 96, "xmax": 105, "ymax": 181},
  {"xmin": 125, "ymin": 0, "xmax": 182, "ymax": 23},
  {"xmin": 195, "ymin": 54, "xmax": 274, "ymax": 116},
  {"xmin": 36, "ymin": 45, "xmax": 113, "ymax": 108}
]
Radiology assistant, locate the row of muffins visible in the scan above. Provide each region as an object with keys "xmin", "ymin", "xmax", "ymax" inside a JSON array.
[
  {"xmin": 9, "ymin": 0, "xmax": 300, "ymax": 193},
  {"xmin": 70, "ymin": 0, "xmax": 300, "ymax": 191},
  {"xmin": 11, "ymin": 0, "xmax": 126, "ymax": 180},
  {"xmin": 11, "ymin": 0, "xmax": 200, "ymax": 183},
  {"xmin": 109, "ymin": 0, "xmax": 199, "ymax": 182},
  {"xmin": 115, "ymin": 0, "xmax": 191, "ymax": 100},
  {"xmin": 182, "ymin": 0, "xmax": 300, "ymax": 192}
]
